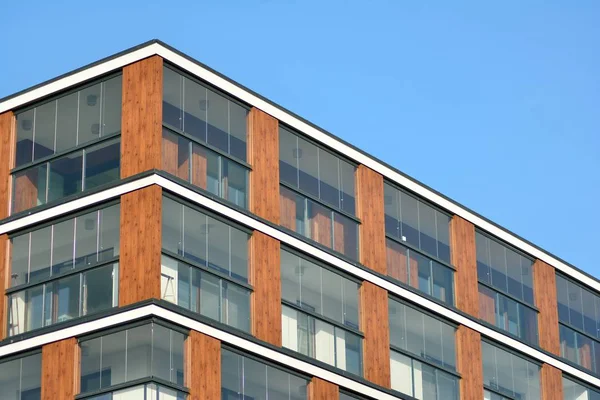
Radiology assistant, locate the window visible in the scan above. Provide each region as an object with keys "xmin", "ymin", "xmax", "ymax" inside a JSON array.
[
  {"xmin": 7, "ymin": 204, "xmax": 120, "ymax": 336},
  {"xmin": 384, "ymin": 183, "xmax": 454, "ymax": 306},
  {"xmin": 563, "ymin": 376, "xmax": 600, "ymax": 400},
  {"xmin": 12, "ymin": 75, "xmax": 122, "ymax": 214},
  {"xmin": 0, "ymin": 352, "xmax": 41, "ymax": 400},
  {"xmin": 82, "ymin": 383, "xmax": 186, "ymax": 400},
  {"xmin": 162, "ymin": 66, "xmax": 249, "ymax": 208},
  {"xmin": 340, "ymin": 392, "xmax": 369, "ymax": 400},
  {"xmin": 476, "ymin": 231, "xmax": 538, "ymax": 345},
  {"xmin": 79, "ymin": 322, "xmax": 185, "ymax": 396},
  {"xmin": 281, "ymin": 249, "xmax": 362, "ymax": 375},
  {"xmin": 221, "ymin": 348, "xmax": 308, "ymax": 400},
  {"xmin": 481, "ymin": 341, "xmax": 540, "ymax": 400},
  {"xmin": 279, "ymin": 127, "xmax": 359, "ymax": 260},
  {"xmin": 161, "ymin": 196, "xmax": 251, "ymax": 332},
  {"xmin": 556, "ymin": 273, "xmax": 600, "ymax": 375},
  {"xmin": 388, "ymin": 298, "xmax": 458, "ymax": 400}
]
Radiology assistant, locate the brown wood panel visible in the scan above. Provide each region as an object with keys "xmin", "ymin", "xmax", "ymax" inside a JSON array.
[
  {"xmin": 187, "ymin": 330, "xmax": 221, "ymax": 400},
  {"xmin": 121, "ymin": 55, "xmax": 163, "ymax": 178},
  {"xmin": 456, "ymin": 325, "xmax": 484, "ymax": 400},
  {"xmin": 119, "ymin": 185, "xmax": 162, "ymax": 305},
  {"xmin": 386, "ymin": 240, "xmax": 419, "ymax": 288},
  {"xmin": 0, "ymin": 234, "xmax": 8, "ymax": 339},
  {"xmin": 0, "ymin": 111, "xmax": 15, "ymax": 219},
  {"xmin": 248, "ymin": 107, "xmax": 280, "ymax": 224},
  {"xmin": 280, "ymin": 188, "xmax": 297, "ymax": 230},
  {"xmin": 250, "ymin": 231, "xmax": 282, "ymax": 346},
  {"xmin": 312, "ymin": 209, "xmax": 332, "ymax": 248},
  {"xmin": 450, "ymin": 216, "xmax": 479, "ymax": 317},
  {"xmin": 12, "ymin": 169, "xmax": 40, "ymax": 214},
  {"xmin": 534, "ymin": 259, "xmax": 561, "ymax": 355},
  {"xmin": 356, "ymin": 165, "xmax": 387, "ymax": 274},
  {"xmin": 359, "ymin": 281, "xmax": 391, "ymax": 387},
  {"xmin": 540, "ymin": 363, "xmax": 563, "ymax": 400},
  {"xmin": 308, "ymin": 377, "xmax": 339, "ymax": 400},
  {"xmin": 41, "ymin": 337, "xmax": 78, "ymax": 399}
]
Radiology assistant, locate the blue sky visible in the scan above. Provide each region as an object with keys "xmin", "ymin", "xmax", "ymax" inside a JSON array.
[{"xmin": 2, "ymin": 1, "xmax": 599, "ymax": 277}]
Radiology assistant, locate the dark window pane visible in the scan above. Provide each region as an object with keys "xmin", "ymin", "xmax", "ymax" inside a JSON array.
[
  {"xmin": 83, "ymin": 264, "xmax": 116, "ymax": 315},
  {"xmin": 223, "ymin": 158, "xmax": 247, "ymax": 208},
  {"xmin": 126, "ymin": 325, "xmax": 152, "ymax": 381},
  {"xmin": 163, "ymin": 67, "xmax": 183, "ymax": 130},
  {"xmin": 207, "ymin": 217, "xmax": 230, "ymax": 275},
  {"xmin": 436, "ymin": 211, "xmax": 451, "ymax": 263},
  {"xmin": 10, "ymin": 234, "xmax": 30, "ymax": 287},
  {"xmin": 224, "ymin": 282, "xmax": 251, "ymax": 331},
  {"xmin": 400, "ymin": 191, "xmax": 420, "ymax": 249},
  {"xmin": 333, "ymin": 212, "xmax": 358, "ymax": 260},
  {"xmin": 183, "ymin": 204, "xmax": 207, "ymax": 265},
  {"xmin": 340, "ymin": 160, "xmax": 355, "ymax": 215},
  {"xmin": 50, "ymin": 274, "xmax": 80, "ymax": 324},
  {"xmin": 52, "ymin": 219, "xmax": 75, "ymax": 275},
  {"xmin": 80, "ymin": 337, "xmax": 102, "ymax": 392},
  {"xmin": 78, "ymin": 83, "xmax": 102, "ymax": 146},
  {"xmin": 183, "ymin": 76, "xmax": 207, "ymax": 141},
  {"xmin": 297, "ymin": 137, "xmax": 319, "ymax": 198},
  {"xmin": 418, "ymin": 202, "xmax": 437, "ymax": 258},
  {"xmin": 308, "ymin": 200, "xmax": 332, "ymax": 248},
  {"xmin": 206, "ymin": 89, "xmax": 229, "ymax": 153},
  {"xmin": 48, "ymin": 151, "xmax": 83, "ymax": 202},
  {"xmin": 384, "ymin": 183, "xmax": 400, "ymax": 239},
  {"xmin": 34, "ymin": 101, "xmax": 57, "ymax": 161},
  {"xmin": 29, "ymin": 226, "xmax": 51, "ymax": 284},
  {"xmin": 319, "ymin": 149, "xmax": 340, "ymax": 210},
  {"xmin": 99, "ymin": 204, "xmax": 120, "ymax": 261},
  {"xmin": 279, "ymin": 127, "xmax": 298, "ymax": 187},
  {"xmin": 75, "ymin": 210, "xmax": 99, "ymax": 268},
  {"xmin": 229, "ymin": 101, "xmax": 247, "ymax": 161},
  {"xmin": 432, "ymin": 261, "xmax": 454, "ymax": 305},
  {"xmin": 12, "ymin": 164, "xmax": 47, "ymax": 214},
  {"xmin": 55, "ymin": 92, "xmax": 78, "ymax": 153},
  {"xmin": 84, "ymin": 139, "xmax": 120, "ymax": 190},
  {"xmin": 230, "ymin": 227, "xmax": 248, "ymax": 282},
  {"xmin": 162, "ymin": 196, "xmax": 183, "ymax": 255},
  {"xmin": 101, "ymin": 75, "xmax": 122, "ymax": 136},
  {"xmin": 15, "ymin": 109, "xmax": 34, "ymax": 167}
]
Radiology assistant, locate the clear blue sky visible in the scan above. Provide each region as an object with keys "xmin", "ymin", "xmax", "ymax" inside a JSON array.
[{"xmin": 2, "ymin": 1, "xmax": 599, "ymax": 277}]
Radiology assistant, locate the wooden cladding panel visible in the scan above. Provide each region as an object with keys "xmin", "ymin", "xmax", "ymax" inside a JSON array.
[
  {"xmin": 121, "ymin": 55, "xmax": 163, "ymax": 178},
  {"xmin": 41, "ymin": 338, "xmax": 78, "ymax": 399},
  {"xmin": 456, "ymin": 326, "xmax": 483, "ymax": 400},
  {"xmin": 359, "ymin": 282, "xmax": 391, "ymax": 387},
  {"xmin": 0, "ymin": 112, "xmax": 14, "ymax": 219},
  {"xmin": 0, "ymin": 234, "xmax": 7, "ymax": 339},
  {"xmin": 356, "ymin": 165, "xmax": 386, "ymax": 274},
  {"xmin": 187, "ymin": 330, "xmax": 221, "ymax": 399},
  {"xmin": 534, "ymin": 259, "xmax": 561, "ymax": 355},
  {"xmin": 119, "ymin": 185, "xmax": 162, "ymax": 305},
  {"xmin": 308, "ymin": 377, "xmax": 339, "ymax": 400},
  {"xmin": 450, "ymin": 216, "xmax": 479, "ymax": 317},
  {"xmin": 250, "ymin": 231, "xmax": 282, "ymax": 346},
  {"xmin": 540, "ymin": 364, "xmax": 563, "ymax": 400},
  {"xmin": 248, "ymin": 108, "xmax": 280, "ymax": 224}
]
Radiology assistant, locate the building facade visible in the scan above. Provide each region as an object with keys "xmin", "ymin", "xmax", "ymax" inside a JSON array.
[{"xmin": 0, "ymin": 40, "xmax": 598, "ymax": 400}]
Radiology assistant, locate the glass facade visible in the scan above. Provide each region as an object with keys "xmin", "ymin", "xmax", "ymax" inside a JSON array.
[
  {"xmin": 0, "ymin": 352, "xmax": 41, "ymax": 400},
  {"xmin": 476, "ymin": 231, "xmax": 537, "ymax": 345},
  {"xmin": 281, "ymin": 249, "xmax": 362, "ymax": 375},
  {"xmin": 279, "ymin": 127, "xmax": 359, "ymax": 260},
  {"xmin": 221, "ymin": 349, "xmax": 308, "ymax": 400},
  {"xmin": 482, "ymin": 341, "xmax": 540, "ymax": 400},
  {"xmin": 162, "ymin": 66, "xmax": 249, "ymax": 208},
  {"xmin": 80, "ymin": 322, "xmax": 185, "ymax": 394},
  {"xmin": 388, "ymin": 298, "xmax": 458, "ymax": 400},
  {"xmin": 563, "ymin": 376, "xmax": 600, "ymax": 400},
  {"xmin": 13, "ymin": 75, "xmax": 122, "ymax": 214},
  {"xmin": 161, "ymin": 196, "xmax": 251, "ymax": 331},
  {"xmin": 557, "ymin": 273, "xmax": 600, "ymax": 374},
  {"xmin": 7, "ymin": 204, "xmax": 120, "ymax": 336},
  {"xmin": 83, "ymin": 383, "xmax": 186, "ymax": 400}
]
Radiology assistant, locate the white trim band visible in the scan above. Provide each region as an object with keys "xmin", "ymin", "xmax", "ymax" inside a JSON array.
[{"xmin": 0, "ymin": 174, "xmax": 598, "ymax": 388}]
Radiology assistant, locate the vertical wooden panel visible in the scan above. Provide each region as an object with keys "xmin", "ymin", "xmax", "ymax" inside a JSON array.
[
  {"xmin": 248, "ymin": 107, "xmax": 279, "ymax": 223},
  {"xmin": 41, "ymin": 338, "xmax": 78, "ymax": 400},
  {"xmin": 534, "ymin": 259, "xmax": 561, "ymax": 355},
  {"xmin": 308, "ymin": 377, "xmax": 339, "ymax": 400},
  {"xmin": 0, "ymin": 111, "xmax": 15, "ymax": 219},
  {"xmin": 0, "ymin": 234, "xmax": 8, "ymax": 339},
  {"xmin": 456, "ymin": 326, "xmax": 483, "ymax": 400},
  {"xmin": 540, "ymin": 364, "xmax": 563, "ymax": 400},
  {"xmin": 187, "ymin": 330, "xmax": 221, "ymax": 400},
  {"xmin": 450, "ymin": 216, "xmax": 479, "ymax": 317},
  {"xmin": 356, "ymin": 165, "xmax": 386, "ymax": 274},
  {"xmin": 121, "ymin": 55, "xmax": 163, "ymax": 178},
  {"xmin": 119, "ymin": 185, "xmax": 162, "ymax": 305},
  {"xmin": 359, "ymin": 281, "xmax": 391, "ymax": 387},
  {"xmin": 250, "ymin": 231, "xmax": 282, "ymax": 346},
  {"xmin": 280, "ymin": 188, "xmax": 297, "ymax": 230}
]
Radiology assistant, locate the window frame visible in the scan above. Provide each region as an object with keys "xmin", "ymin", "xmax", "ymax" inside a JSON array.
[
  {"xmin": 562, "ymin": 374, "xmax": 600, "ymax": 399},
  {"xmin": 74, "ymin": 378, "xmax": 189, "ymax": 400},
  {"xmin": 556, "ymin": 272, "xmax": 600, "ymax": 339}
]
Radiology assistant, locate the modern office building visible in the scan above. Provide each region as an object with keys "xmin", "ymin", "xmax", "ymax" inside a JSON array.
[{"xmin": 0, "ymin": 40, "xmax": 598, "ymax": 400}]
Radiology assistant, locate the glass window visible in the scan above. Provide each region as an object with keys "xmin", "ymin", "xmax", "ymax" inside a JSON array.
[
  {"xmin": 279, "ymin": 127, "xmax": 356, "ymax": 216},
  {"xmin": 479, "ymin": 284, "xmax": 538, "ymax": 346},
  {"xmin": 482, "ymin": 341, "xmax": 540, "ymax": 400},
  {"xmin": 221, "ymin": 349, "xmax": 308, "ymax": 400},
  {"xmin": 85, "ymin": 383, "xmax": 186, "ymax": 400},
  {"xmin": 161, "ymin": 128, "xmax": 249, "ymax": 208},
  {"xmin": 80, "ymin": 322, "xmax": 185, "ymax": 394},
  {"xmin": 476, "ymin": 231, "xmax": 534, "ymax": 306},
  {"xmin": 386, "ymin": 239, "xmax": 454, "ymax": 306},
  {"xmin": 162, "ymin": 66, "xmax": 247, "ymax": 161},
  {"xmin": 0, "ymin": 353, "xmax": 42, "ymax": 400},
  {"xmin": 563, "ymin": 376, "xmax": 600, "ymax": 400},
  {"xmin": 384, "ymin": 183, "xmax": 451, "ymax": 263},
  {"xmin": 14, "ymin": 75, "xmax": 122, "ymax": 169},
  {"xmin": 281, "ymin": 249, "xmax": 359, "ymax": 328}
]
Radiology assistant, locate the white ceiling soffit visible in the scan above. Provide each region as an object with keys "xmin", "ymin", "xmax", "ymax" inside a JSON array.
[{"xmin": 0, "ymin": 41, "xmax": 597, "ymax": 293}]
